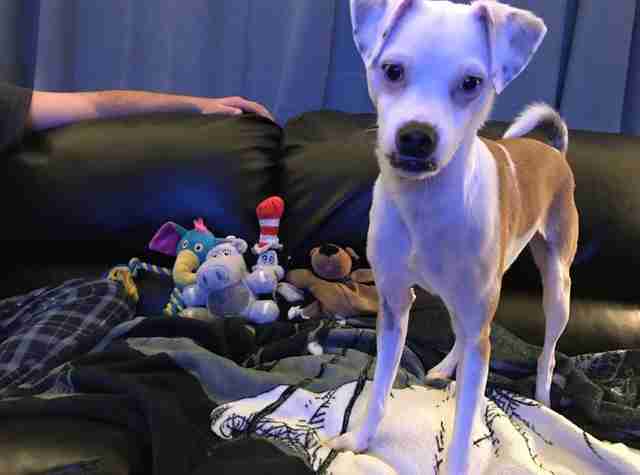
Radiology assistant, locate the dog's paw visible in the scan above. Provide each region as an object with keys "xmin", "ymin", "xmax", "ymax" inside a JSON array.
[
  {"xmin": 424, "ymin": 370, "xmax": 453, "ymax": 390},
  {"xmin": 424, "ymin": 377, "xmax": 451, "ymax": 390},
  {"xmin": 287, "ymin": 306, "xmax": 303, "ymax": 320},
  {"xmin": 424, "ymin": 377, "xmax": 452, "ymax": 390},
  {"xmin": 442, "ymin": 458, "xmax": 471, "ymax": 475},
  {"xmin": 323, "ymin": 430, "xmax": 371, "ymax": 453},
  {"xmin": 535, "ymin": 387, "xmax": 551, "ymax": 408}
]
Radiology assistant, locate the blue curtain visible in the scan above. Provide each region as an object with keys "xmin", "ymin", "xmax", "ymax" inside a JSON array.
[{"xmin": 2, "ymin": 0, "xmax": 639, "ymax": 134}]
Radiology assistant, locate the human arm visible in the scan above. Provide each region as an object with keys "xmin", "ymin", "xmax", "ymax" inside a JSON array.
[{"xmin": 27, "ymin": 90, "xmax": 274, "ymax": 131}]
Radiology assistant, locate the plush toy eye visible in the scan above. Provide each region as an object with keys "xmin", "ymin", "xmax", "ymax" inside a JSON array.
[
  {"xmin": 222, "ymin": 249, "xmax": 231, "ymax": 256},
  {"xmin": 194, "ymin": 243, "xmax": 204, "ymax": 252},
  {"xmin": 382, "ymin": 63, "xmax": 405, "ymax": 83},
  {"xmin": 181, "ymin": 240, "xmax": 189, "ymax": 249},
  {"xmin": 461, "ymin": 75, "xmax": 483, "ymax": 93}
]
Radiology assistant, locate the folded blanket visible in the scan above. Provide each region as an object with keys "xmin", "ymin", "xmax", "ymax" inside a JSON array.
[{"xmin": 1, "ymin": 291, "xmax": 639, "ymax": 474}]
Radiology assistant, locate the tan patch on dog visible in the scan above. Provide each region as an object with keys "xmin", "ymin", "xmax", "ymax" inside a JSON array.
[{"xmin": 482, "ymin": 137, "xmax": 576, "ymax": 271}]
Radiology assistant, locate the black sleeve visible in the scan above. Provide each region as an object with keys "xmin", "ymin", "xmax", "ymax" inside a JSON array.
[{"xmin": 0, "ymin": 82, "xmax": 33, "ymax": 152}]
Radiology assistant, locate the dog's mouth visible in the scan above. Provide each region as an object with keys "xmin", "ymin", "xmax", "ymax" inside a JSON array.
[{"xmin": 388, "ymin": 153, "xmax": 439, "ymax": 174}]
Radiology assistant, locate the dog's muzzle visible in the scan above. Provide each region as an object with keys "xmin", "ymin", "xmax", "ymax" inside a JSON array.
[{"xmin": 393, "ymin": 122, "xmax": 439, "ymax": 173}]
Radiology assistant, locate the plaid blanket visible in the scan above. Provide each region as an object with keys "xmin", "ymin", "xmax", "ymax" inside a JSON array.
[{"xmin": 0, "ymin": 279, "xmax": 135, "ymax": 393}]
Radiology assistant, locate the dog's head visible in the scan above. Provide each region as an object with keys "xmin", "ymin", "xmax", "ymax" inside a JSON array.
[{"xmin": 351, "ymin": 0, "xmax": 546, "ymax": 179}]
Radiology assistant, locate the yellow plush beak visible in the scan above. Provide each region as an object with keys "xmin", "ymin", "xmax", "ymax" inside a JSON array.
[{"xmin": 172, "ymin": 250, "xmax": 200, "ymax": 288}]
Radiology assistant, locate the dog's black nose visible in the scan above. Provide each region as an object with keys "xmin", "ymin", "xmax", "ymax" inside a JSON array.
[
  {"xmin": 319, "ymin": 244, "xmax": 339, "ymax": 256},
  {"xmin": 396, "ymin": 123, "xmax": 438, "ymax": 159}
]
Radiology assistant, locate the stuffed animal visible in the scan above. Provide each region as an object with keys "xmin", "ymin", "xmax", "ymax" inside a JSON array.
[
  {"xmin": 181, "ymin": 238, "xmax": 280, "ymax": 324},
  {"xmin": 250, "ymin": 196, "xmax": 286, "ymax": 293},
  {"xmin": 148, "ymin": 218, "xmax": 228, "ymax": 315},
  {"xmin": 252, "ymin": 196, "xmax": 285, "ymax": 255},
  {"xmin": 286, "ymin": 244, "xmax": 379, "ymax": 320},
  {"xmin": 250, "ymin": 195, "xmax": 303, "ymax": 301}
]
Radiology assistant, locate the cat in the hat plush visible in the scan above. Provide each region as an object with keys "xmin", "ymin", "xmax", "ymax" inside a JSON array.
[
  {"xmin": 251, "ymin": 196, "xmax": 293, "ymax": 296},
  {"xmin": 251, "ymin": 196, "xmax": 304, "ymax": 303},
  {"xmin": 253, "ymin": 196, "xmax": 284, "ymax": 255}
]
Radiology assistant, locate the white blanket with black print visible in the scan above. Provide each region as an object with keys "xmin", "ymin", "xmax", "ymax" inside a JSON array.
[{"xmin": 211, "ymin": 378, "xmax": 640, "ymax": 475}]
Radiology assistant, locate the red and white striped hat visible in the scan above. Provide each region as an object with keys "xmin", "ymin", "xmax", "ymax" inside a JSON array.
[{"xmin": 253, "ymin": 196, "xmax": 285, "ymax": 254}]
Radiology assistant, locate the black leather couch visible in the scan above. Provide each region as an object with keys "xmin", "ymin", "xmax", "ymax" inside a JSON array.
[{"xmin": 1, "ymin": 110, "xmax": 639, "ymax": 474}]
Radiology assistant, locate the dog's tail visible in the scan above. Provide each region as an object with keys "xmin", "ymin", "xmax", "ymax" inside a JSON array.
[{"xmin": 503, "ymin": 102, "xmax": 568, "ymax": 154}]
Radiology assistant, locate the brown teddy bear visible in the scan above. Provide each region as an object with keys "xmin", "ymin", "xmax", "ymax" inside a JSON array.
[{"xmin": 286, "ymin": 244, "xmax": 379, "ymax": 320}]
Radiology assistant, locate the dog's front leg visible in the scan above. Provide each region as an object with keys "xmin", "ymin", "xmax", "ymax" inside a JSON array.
[
  {"xmin": 326, "ymin": 286, "xmax": 414, "ymax": 453},
  {"xmin": 326, "ymin": 180, "xmax": 414, "ymax": 453},
  {"xmin": 443, "ymin": 290, "xmax": 497, "ymax": 475}
]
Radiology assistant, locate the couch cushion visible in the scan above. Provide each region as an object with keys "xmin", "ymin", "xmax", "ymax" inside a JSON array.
[
  {"xmin": 0, "ymin": 112, "xmax": 282, "ymax": 296},
  {"xmin": 279, "ymin": 110, "xmax": 378, "ymax": 265},
  {"xmin": 495, "ymin": 292, "xmax": 640, "ymax": 356}
]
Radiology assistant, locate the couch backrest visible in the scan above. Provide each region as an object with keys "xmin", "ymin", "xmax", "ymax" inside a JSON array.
[
  {"xmin": 2, "ymin": 110, "xmax": 639, "ymax": 304},
  {"xmin": 0, "ymin": 112, "xmax": 281, "ymax": 297}
]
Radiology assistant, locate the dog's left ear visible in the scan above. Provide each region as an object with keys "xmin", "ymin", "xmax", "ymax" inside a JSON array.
[{"xmin": 473, "ymin": 1, "xmax": 547, "ymax": 94}]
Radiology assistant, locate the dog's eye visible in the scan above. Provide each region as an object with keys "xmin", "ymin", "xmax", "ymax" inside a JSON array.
[
  {"xmin": 461, "ymin": 76, "xmax": 483, "ymax": 93},
  {"xmin": 382, "ymin": 63, "xmax": 405, "ymax": 83}
]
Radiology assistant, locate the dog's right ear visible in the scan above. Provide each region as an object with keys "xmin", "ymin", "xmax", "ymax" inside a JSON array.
[{"xmin": 350, "ymin": 0, "xmax": 413, "ymax": 66}]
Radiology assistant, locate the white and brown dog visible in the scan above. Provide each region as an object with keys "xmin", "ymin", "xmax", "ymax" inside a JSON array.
[{"xmin": 326, "ymin": 1, "xmax": 579, "ymax": 474}]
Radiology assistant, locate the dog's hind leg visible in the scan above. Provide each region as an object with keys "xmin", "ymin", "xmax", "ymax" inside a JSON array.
[
  {"xmin": 530, "ymin": 209, "xmax": 577, "ymax": 408},
  {"xmin": 426, "ymin": 307, "xmax": 461, "ymax": 383},
  {"xmin": 529, "ymin": 235, "xmax": 570, "ymax": 407},
  {"xmin": 531, "ymin": 188, "xmax": 578, "ymax": 407}
]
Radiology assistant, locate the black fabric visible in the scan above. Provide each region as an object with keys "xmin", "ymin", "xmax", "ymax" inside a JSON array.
[
  {"xmin": 280, "ymin": 111, "xmax": 378, "ymax": 264},
  {"xmin": 0, "ymin": 82, "xmax": 32, "ymax": 153},
  {"xmin": 124, "ymin": 316, "xmax": 257, "ymax": 364},
  {"xmin": 0, "ymin": 348, "xmax": 213, "ymax": 475},
  {"xmin": 0, "ymin": 417, "xmax": 146, "ymax": 475},
  {"xmin": 0, "ymin": 317, "xmax": 322, "ymax": 475},
  {"xmin": 191, "ymin": 439, "xmax": 312, "ymax": 475},
  {"xmin": 0, "ymin": 112, "xmax": 282, "ymax": 296}
]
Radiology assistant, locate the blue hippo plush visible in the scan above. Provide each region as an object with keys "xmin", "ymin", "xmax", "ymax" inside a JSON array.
[
  {"xmin": 148, "ymin": 218, "xmax": 229, "ymax": 316},
  {"xmin": 180, "ymin": 238, "xmax": 282, "ymax": 324}
]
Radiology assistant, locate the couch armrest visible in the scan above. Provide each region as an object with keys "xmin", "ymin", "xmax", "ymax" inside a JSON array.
[{"xmin": 0, "ymin": 417, "xmax": 146, "ymax": 475}]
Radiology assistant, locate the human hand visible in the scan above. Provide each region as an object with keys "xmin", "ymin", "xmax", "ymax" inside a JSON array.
[{"xmin": 198, "ymin": 96, "xmax": 275, "ymax": 121}]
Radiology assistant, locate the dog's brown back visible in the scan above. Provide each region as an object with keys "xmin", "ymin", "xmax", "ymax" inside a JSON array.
[{"xmin": 482, "ymin": 138, "xmax": 577, "ymax": 271}]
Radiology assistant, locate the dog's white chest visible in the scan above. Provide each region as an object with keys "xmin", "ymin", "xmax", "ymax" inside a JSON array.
[{"xmin": 394, "ymin": 149, "xmax": 501, "ymax": 296}]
